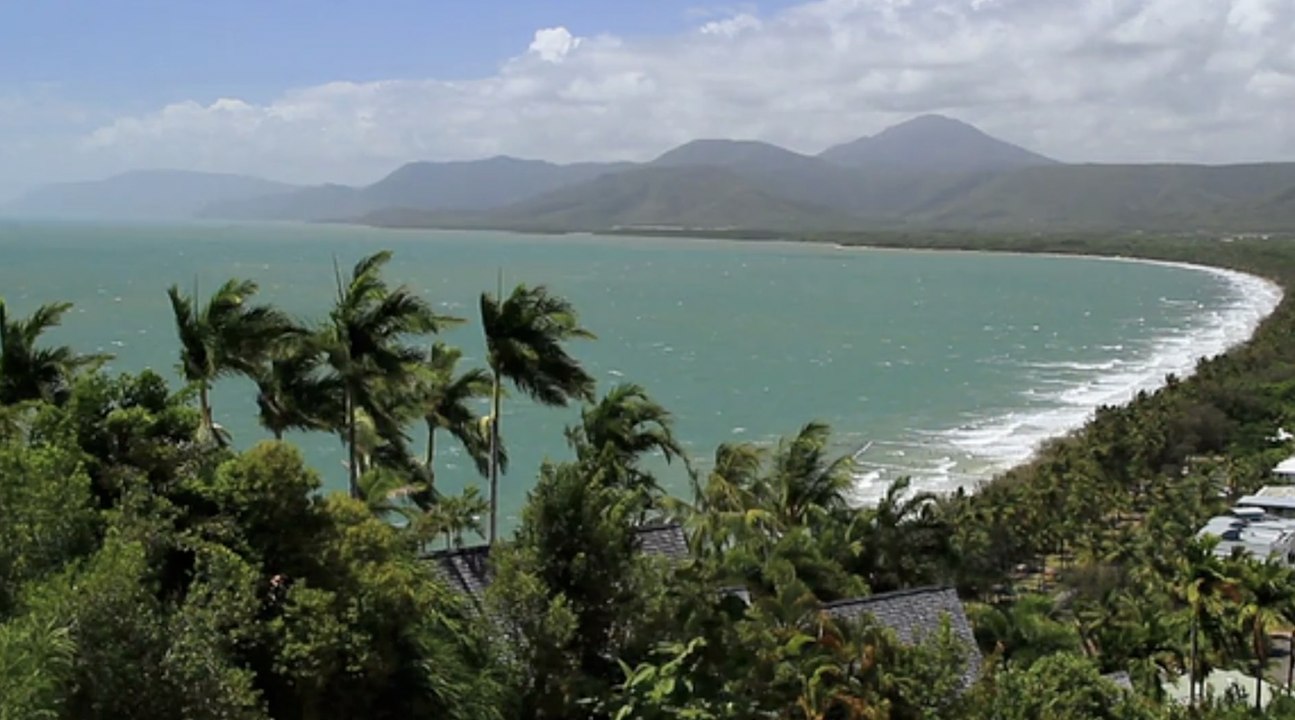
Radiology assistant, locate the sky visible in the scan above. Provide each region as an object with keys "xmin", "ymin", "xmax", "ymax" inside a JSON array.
[{"xmin": 1, "ymin": 0, "xmax": 1293, "ymax": 200}]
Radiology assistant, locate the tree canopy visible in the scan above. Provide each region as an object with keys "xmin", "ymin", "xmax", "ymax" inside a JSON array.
[{"xmin": 8, "ymin": 235, "xmax": 1295, "ymax": 718}]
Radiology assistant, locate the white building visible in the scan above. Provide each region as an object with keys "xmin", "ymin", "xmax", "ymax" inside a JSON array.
[
  {"xmin": 1196, "ymin": 507, "xmax": 1295, "ymax": 564},
  {"xmin": 1237, "ymin": 485, "xmax": 1295, "ymax": 519},
  {"xmin": 1273, "ymin": 455, "xmax": 1295, "ymax": 482}
]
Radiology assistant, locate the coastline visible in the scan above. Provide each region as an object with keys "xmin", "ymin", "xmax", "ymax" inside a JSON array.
[
  {"xmin": 694, "ymin": 238, "xmax": 1285, "ymax": 501},
  {"xmin": 641, "ymin": 231, "xmax": 1290, "ymax": 501},
  {"xmin": 942, "ymin": 258, "xmax": 1281, "ymax": 491},
  {"xmin": 24, "ymin": 216, "xmax": 1291, "ymax": 508},
  {"xmin": 361, "ymin": 221, "xmax": 1293, "ymax": 503}
]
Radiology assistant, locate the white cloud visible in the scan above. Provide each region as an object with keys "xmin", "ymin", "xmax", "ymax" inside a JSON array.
[
  {"xmin": 700, "ymin": 13, "xmax": 762, "ymax": 37},
  {"xmin": 7, "ymin": 0, "xmax": 1295, "ymax": 192},
  {"xmin": 528, "ymin": 27, "xmax": 581, "ymax": 63}
]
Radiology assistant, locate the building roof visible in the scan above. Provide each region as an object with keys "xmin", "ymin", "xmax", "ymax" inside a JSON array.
[
  {"xmin": 1197, "ymin": 513, "xmax": 1295, "ymax": 561},
  {"xmin": 1165, "ymin": 668, "xmax": 1281, "ymax": 709},
  {"xmin": 1274, "ymin": 456, "xmax": 1295, "ymax": 475},
  {"xmin": 1238, "ymin": 494, "xmax": 1295, "ymax": 511},
  {"xmin": 427, "ymin": 521, "xmax": 690, "ymax": 605},
  {"xmin": 428, "ymin": 545, "xmax": 492, "ymax": 605},
  {"xmin": 634, "ymin": 522, "xmax": 690, "ymax": 560},
  {"xmin": 821, "ymin": 586, "xmax": 982, "ymax": 687}
]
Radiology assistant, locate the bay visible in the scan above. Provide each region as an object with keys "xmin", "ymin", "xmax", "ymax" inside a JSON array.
[{"xmin": 0, "ymin": 219, "xmax": 1276, "ymax": 532}]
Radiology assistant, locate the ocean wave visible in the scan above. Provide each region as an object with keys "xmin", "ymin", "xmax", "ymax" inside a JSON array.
[
  {"xmin": 1028, "ymin": 359, "xmax": 1123, "ymax": 372},
  {"xmin": 943, "ymin": 262, "xmax": 1282, "ymax": 470},
  {"xmin": 847, "ymin": 260, "xmax": 1283, "ymax": 504}
]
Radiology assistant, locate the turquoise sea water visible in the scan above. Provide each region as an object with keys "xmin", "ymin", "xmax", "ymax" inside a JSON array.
[{"xmin": 0, "ymin": 220, "xmax": 1279, "ymax": 530}]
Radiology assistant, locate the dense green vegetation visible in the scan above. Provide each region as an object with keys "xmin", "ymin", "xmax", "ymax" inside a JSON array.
[{"xmin": 8, "ymin": 235, "xmax": 1295, "ymax": 718}]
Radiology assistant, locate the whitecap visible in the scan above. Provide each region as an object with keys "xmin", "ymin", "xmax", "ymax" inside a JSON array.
[{"xmin": 941, "ymin": 261, "xmax": 1282, "ymax": 472}]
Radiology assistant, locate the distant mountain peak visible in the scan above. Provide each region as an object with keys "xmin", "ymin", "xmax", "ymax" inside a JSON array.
[
  {"xmin": 898, "ymin": 113, "xmax": 972, "ymax": 127},
  {"xmin": 819, "ymin": 114, "xmax": 1057, "ymax": 173},
  {"xmin": 652, "ymin": 138, "xmax": 821, "ymax": 168}
]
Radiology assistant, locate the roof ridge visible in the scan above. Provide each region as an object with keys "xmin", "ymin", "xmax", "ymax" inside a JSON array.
[
  {"xmin": 425, "ymin": 544, "xmax": 492, "ymax": 560},
  {"xmin": 634, "ymin": 520, "xmax": 684, "ymax": 531},
  {"xmin": 820, "ymin": 585, "xmax": 955, "ymax": 609}
]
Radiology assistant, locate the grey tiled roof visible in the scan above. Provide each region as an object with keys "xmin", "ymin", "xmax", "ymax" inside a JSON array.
[
  {"xmin": 821, "ymin": 586, "xmax": 982, "ymax": 687},
  {"xmin": 428, "ymin": 545, "xmax": 493, "ymax": 607},
  {"xmin": 427, "ymin": 522, "xmax": 689, "ymax": 605},
  {"xmin": 634, "ymin": 522, "xmax": 690, "ymax": 560}
]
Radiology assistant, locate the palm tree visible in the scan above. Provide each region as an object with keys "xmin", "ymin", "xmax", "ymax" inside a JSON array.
[
  {"xmin": 416, "ymin": 342, "xmax": 498, "ymax": 487},
  {"xmin": 565, "ymin": 383, "xmax": 686, "ymax": 491},
  {"xmin": 355, "ymin": 465, "xmax": 426, "ymax": 523},
  {"xmin": 479, "ymin": 281, "xmax": 595, "ymax": 543},
  {"xmin": 687, "ymin": 441, "xmax": 768, "ymax": 558},
  {"xmin": 1174, "ymin": 537, "xmax": 1240, "ymax": 705},
  {"xmin": 1236, "ymin": 558, "xmax": 1295, "ymax": 711},
  {"xmin": 325, "ymin": 252, "xmax": 457, "ymax": 497},
  {"xmin": 0, "ymin": 299, "xmax": 106, "ymax": 405},
  {"xmin": 167, "ymin": 279, "xmax": 298, "ymax": 444},
  {"xmin": 254, "ymin": 334, "xmax": 342, "ymax": 440},
  {"xmin": 416, "ymin": 486, "xmax": 490, "ymax": 549},
  {"xmin": 847, "ymin": 477, "xmax": 947, "ymax": 592},
  {"xmin": 967, "ymin": 594, "xmax": 1080, "ymax": 667},
  {"xmin": 763, "ymin": 422, "xmax": 853, "ymax": 529}
]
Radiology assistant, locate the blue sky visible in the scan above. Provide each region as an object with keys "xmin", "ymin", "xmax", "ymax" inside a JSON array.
[
  {"xmin": 0, "ymin": 1, "xmax": 799, "ymax": 108},
  {"xmin": 0, "ymin": 0, "xmax": 1291, "ymax": 199}
]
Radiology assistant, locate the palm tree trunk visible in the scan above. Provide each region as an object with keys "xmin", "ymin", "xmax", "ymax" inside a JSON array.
[
  {"xmin": 1256, "ymin": 626, "xmax": 1266, "ymax": 712},
  {"xmin": 1256, "ymin": 667, "xmax": 1264, "ymax": 712},
  {"xmin": 1287, "ymin": 632, "xmax": 1294, "ymax": 691},
  {"xmin": 273, "ymin": 427, "xmax": 283, "ymax": 441},
  {"xmin": 1190, "ymin": 615, "xmax": 1199, "ymax": 706},
  {"xmin": 346, "ymin": 386, "xmax": 358, "ymax": 498},
  {"xmin": 488, "ymin": 368, "xmax": 501, "ymax": 545},
  {"xmin": 425, "ymin": 422, "xmax": 436, "ymax": 474},
  {"xmin": 199, "ymin": 382, "xmax": 213, "ymax": 438}
]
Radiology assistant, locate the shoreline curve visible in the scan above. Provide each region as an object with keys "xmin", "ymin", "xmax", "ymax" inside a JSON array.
[{"xmin": 820, "ymin": 243, "xmax": 1285, "ymax": 502}]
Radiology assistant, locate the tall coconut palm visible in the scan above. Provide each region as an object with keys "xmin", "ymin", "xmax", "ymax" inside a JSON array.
[
  {"xmin": 847, "ymin": 477, "xmax": 948, "ymax": 592},
  {"xmin": 417, "ymin": 342, "xmax": 499, "ymax": 487},
  {"xmin": 166, "ymin": 279, "xmax": 298, "ymax": 445},
  {"xmin": 480, "ymin": 281, "xmax": 595, "ymax": 543},
  {"xmin": 565, "ymin": 382, "xmax": 686, "ymax": 491},
  {"xmin": 0, "ymin": 299, "xmax": 107, "ymax": 406},
  {"xmin": 254, "ymin": 335, "xmax": 342, "ymax": 440},
  {"xmin": 687, "ymin": 441, "xmax": 768, "ymax": 558},
  {"xmin": 416, "ymin": 486, "xmax": 490, "ymax": 549},
  {"xmin": 1237, "ymin": 558, "xmax": 1295, "ymax": 711},
  {"xmin": 1174, "ymin": 537, "xmax": 1240, "ymax": 706},
  {"xmin": 763, "ymin": 421, "xmax": 854, "ymax": 530},
  {"xmin": 325, "ymin": 252, "xmax": 458, "ymax": 497},
  {"xmin": 967, "ymin": 594, "xmax": 1080, "ymax": 667}
]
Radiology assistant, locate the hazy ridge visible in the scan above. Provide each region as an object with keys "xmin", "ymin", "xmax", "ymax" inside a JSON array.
[{"xmin": 8, "ymin": 115, "xmax": 1295, "ymax": 233}]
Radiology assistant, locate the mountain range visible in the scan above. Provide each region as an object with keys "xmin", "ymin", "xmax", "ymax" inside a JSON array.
[
  {"xmin": 7, "ymin": 115, "xmax": 1295, "ymax": 233},
  {"xmin": 5, "ymin": 170, "xmax": 295, "ymax": 220}
]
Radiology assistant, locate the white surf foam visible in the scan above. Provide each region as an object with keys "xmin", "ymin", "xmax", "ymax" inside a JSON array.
[
  {"xmin": 846, "ymin": 258, "xmax": 1282, "ymax": 505},
  {"xmin": 944, "ymin": 260, "xmax": 1282, "ymax": 472}
]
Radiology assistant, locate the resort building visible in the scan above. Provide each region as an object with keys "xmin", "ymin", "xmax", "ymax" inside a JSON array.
[
  {"xmin": 428, "ymin": 526, "xmax": 982, "ymax": 685},
  {"xmin": 1273, "ymin": 454, "xmax": 1295, "ymax": 483},
  {"xmin": 821, "ymin": 586, "xmax": 982, "ymax": 688},
  {"xmin": 427, "ymin": 522, "xmax": 690, "ymax": 610},
  {"xmin": 1236, "ymin": 485, "xmax": 1295, "ymax": 519},
  {"xmin": 1196, "ymin": 507, "xmax": 1295, "ymax": 564}
]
